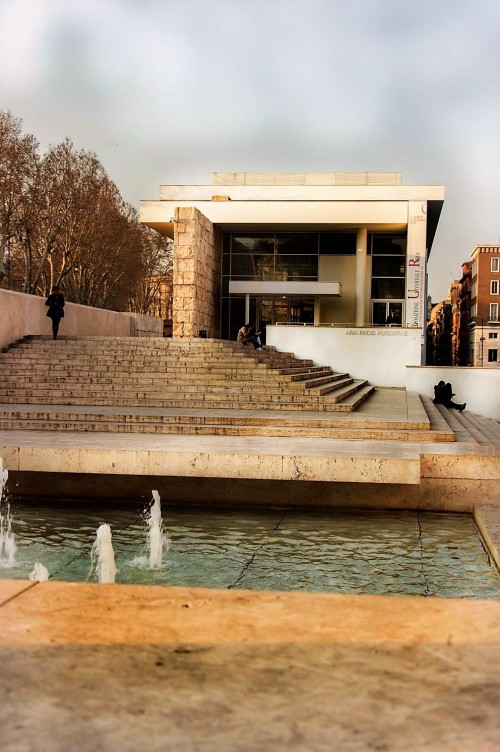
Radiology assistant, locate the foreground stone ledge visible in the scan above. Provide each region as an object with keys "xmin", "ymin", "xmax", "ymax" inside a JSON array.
[
  {"xmin": 0, "ymin": 438, "xmax": 421, "ymax": 484},
  {"xmin": 1, "ymin": 579, "xmax": 499, "ymax": 647},
  {"xmin": 474, "ymin": 503, "xmax": 500, "ymax": 572}
]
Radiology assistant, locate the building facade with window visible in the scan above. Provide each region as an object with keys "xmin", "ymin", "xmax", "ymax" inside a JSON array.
[
  {"xmin": 470, "ymin": 245, "xmax": 500, "ymax": 366},
  {"xmin": 141, "ymin": 172, "xmax": 444, "ymax": 348},
  {"xmin": 453, "ymin": 262, "xmax": 473, "ymax": 366}
]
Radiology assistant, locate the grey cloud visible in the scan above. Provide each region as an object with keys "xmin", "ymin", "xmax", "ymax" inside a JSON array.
[{"xmin": 1, "ymin": 0, "xmax": 500, "ymax": 299}]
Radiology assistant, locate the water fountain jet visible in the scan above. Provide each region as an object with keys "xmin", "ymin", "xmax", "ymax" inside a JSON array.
[
  {"xmin": 0, "ymin": 459, "xmax": 16, "ymax": 567},
  {"xmin": 29, "ymin": 562, "xmax": 50, "ymax": 581},
  {"xmin": 146, "ymin": 490, "xmax": 169, "ymax": 569},
  {"xmin": 89, "ymin": 524, "xmax": 117, "ymax": 583}
]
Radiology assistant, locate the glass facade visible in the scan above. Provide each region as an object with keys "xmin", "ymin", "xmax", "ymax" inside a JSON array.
[
  {"xmin": 221, "ymin": 231, "xmax": 407, "ymax": 339},
  {"xmin": 222, "ymin": 232, "xmax": 323, "ymax": 339},
  {"xmin": 369, "ymin": 233, "xmax": 406, "ymax": 301}
]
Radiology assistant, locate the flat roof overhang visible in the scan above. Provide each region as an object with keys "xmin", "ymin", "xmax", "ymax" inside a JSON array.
[
  {"xmin": 141, "ymin": 199, "xmax": 410, "ymax": 238},
  {"xmin": 229, "ymin": 281, "xmax": 341, "ymax": 296},
  {"xmin": 140, "ymin": 191, "xmax": 444, "ymax": 256}
]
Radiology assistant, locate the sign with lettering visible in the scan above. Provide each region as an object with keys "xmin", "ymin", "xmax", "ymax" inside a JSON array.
[
  {"xmin": 345, "ymin": 329, "xmax": 409, "ymax": 336},
  {"xmin": 405, "ymin": 203, "xmax": 427, "ymax": 328}
]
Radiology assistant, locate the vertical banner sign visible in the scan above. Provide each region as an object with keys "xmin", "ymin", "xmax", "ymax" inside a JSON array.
[{"xmin": 405, "ymin": 201, "xmax": 427, "ymax": 328}]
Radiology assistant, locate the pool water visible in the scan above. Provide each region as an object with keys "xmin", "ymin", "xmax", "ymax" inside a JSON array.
[{"xmin": 2, "ymin": 503, "xmax": 499, "ymax": 599}]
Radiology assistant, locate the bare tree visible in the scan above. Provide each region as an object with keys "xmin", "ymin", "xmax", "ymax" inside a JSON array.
[
  {"xmin": 1, "ymin": 111, "xmax": 169, "ymax": 314},
  {"xmin": 127, "ymin": 224, "xmax": 173, "ymax": 315},
  {"xmin": 0, "ymin": 110, "xmax": 39, "ymax": 284}
]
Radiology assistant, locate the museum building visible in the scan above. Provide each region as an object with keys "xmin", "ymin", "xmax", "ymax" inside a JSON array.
[{"xmin": 140, "ymin": 172, "xmax": 444, "ymax": 343}]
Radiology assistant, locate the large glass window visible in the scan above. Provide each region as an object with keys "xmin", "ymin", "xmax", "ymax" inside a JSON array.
[
  {"xmin": 276, "ymin": 233, "xmax": 318, "ymax": 255},
  {"xmin": 227, "ymin": 233, "xmax": 319, "ymax": 281},
  {"xmin": 371, "ymin": 278, "xmax": 405, "ymax": 299},
  {"xmin": 232, "ymin": 235, "xmax": 274, "ymax": 255},
  {"xmin": 372, "ymin": 256, "xmax": 406, "ymax": 277},
  {"xmin": 319, "ymin": 233, "xmax": 356, "ymax": 255},
  {"xmin": 370, "ymin": 235, "xmax": 407, "ymax": 254},
  {"xmin": 370, "ymin": 233, "xmax": 406, "ymax": 302},
  {"xmin": 230, "ymin": 254, "xmax": 274, "ymax": 280}
]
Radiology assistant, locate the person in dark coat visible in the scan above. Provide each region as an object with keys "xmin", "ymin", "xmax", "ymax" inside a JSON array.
[
  {"xmin": 385, "ymin": 307, "xmax": 401, "ymax": 326},
  {"xmin": 432, "ymin": 380, "xmax": 466, "ymax": 412},
  {"xmin": 45, "ymin": 286, "xmax": 65, "ymax": 340}
]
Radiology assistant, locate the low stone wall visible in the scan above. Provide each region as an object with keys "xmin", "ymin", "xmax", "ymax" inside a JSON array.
[
  {"xmin": 266, "ymin": 325, "xmax": 499, "ymax": 420},
  {"xmin": 266, "ymin": 325, "xmax": 422, "ymax": 388},
  {"xmin": 0, "ymin": 289, "xmax": 162, "ymax": 349}
]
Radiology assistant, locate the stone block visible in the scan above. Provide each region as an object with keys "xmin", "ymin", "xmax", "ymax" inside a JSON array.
[
  {"xmin": 282, "ymin": 455, "xmax": 420, "ymax": 484},
  {"xmin": 174, "ymin": 245, "xmax": 194, "ymax": 259}
]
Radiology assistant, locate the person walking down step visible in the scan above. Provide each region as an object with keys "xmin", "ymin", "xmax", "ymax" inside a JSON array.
[
  {"xmin": 432, "ymin": 380, "xmax": 466, "ymax": 412},
  {"xmin": 45, "ymin": 286, "xmax": 65, "ymax": 340}
]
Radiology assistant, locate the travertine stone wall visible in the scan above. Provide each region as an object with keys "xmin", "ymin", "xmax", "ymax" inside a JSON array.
[
  {"xmin": 172, "ymin": 206, "xmax": 222, "ymax": 337},
  {"xmin": 0, "ymin": 289, "xmax": 162, "ymax": 349}
]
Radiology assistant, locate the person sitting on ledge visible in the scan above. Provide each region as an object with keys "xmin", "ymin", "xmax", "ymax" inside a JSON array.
[
  {"xmin": 432, "ymin": 380, "xmax": 466, "ymax": 412},
  {"xmin": 237, "ymin": 323, "xmax": 264, "ymax": 350}
]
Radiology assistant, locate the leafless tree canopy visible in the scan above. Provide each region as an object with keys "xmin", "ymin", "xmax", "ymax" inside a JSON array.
[{"xmin": 0, "ymin": 110, "xmax": 172, "ymax": 313}]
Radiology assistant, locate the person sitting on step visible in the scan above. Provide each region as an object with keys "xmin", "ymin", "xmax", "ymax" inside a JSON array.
[
  {"xmin": 237, "ymin": 323, "xmax": 264, "ymax": 350},
  {"xmin": 432, "ymin": 380, "xmax": 466, "ymax": 412}
]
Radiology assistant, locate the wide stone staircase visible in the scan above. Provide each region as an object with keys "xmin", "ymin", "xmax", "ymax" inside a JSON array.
[
  {"xmin": 0, "ymin": 335, "xmax": 373, "ymax": 411},
  {"xmin": 1, "ymin": 335, "xmax": 497, "ymax": 445}
]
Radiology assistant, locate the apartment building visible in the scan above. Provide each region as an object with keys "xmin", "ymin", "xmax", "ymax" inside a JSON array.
[{"xmin": 470, "ymin": 245, "xmax": 500, "ymax": 366}]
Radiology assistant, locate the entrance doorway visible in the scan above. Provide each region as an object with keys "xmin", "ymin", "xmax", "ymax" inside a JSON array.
[
  {"xmin": 256, "ymin": 297, "xmax": 314, "ymax": 341},
  {"xmin": 372, "ymin": 301, "xmax": 404, "ymax": 327}
]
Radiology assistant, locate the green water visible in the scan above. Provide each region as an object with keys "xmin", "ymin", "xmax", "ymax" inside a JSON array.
[{"xmin": 2, "ymin": 503, "xmax": 499, "ymax": 598}]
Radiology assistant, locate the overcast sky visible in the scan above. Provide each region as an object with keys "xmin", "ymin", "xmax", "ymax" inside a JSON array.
[{"xmin": 1, "ymin": 0, "xmax": 499, "ymax": 300}]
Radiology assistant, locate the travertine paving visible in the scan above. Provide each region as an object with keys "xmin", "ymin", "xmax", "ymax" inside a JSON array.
[
  {"xmin": 1, "ymin": 579, "xmax": 499, "ymax": 752},
  {"xmin": 0, "ymin": 338, "xmax": 499, "ymax": 751}
]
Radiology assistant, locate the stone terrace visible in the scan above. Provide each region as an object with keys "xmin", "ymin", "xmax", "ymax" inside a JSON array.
[
  {"xmin": 1, "ymin": 336, "xmax": 499, "ymax": 752},
  {"xmin": 0, "ymin": 335, "xmax": 498, "ymax": 510}
]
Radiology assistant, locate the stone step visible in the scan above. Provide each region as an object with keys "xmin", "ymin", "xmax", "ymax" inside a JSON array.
[
  {"xmin": 0, "ymin": 390, "xmax": 348, "ymax": 408},
  {"xmin": 0, "ymin": 402, "xmax": 423, "ymax": 430},
  {"xmin": 302, "ymin": 373, "xmax": 348, "ymax": 388},
  {"xmin": 0, "ymin": 395, "xmax": 353, "ymax": 411},
  {"xmin": 0, "ymin": 369, "xmax": 299, "ymax": 382},
  {"xmin": 1, "ymin": 355, "xmax": 309, "ymax": 369},
  {"xmin": 0, "ymin": 394, "xmax": 451, "ymax": 440},
  {"xmin": 419, "ymin": 396, "xmax": 489, "ymax": 443},
  {"xmin": 281, "ymin": 367, "xmax": 333, "ymax": 379},
  {"xmin": 0, "ymin": 377, "xmax": 353, "ymax": 396},
  {"xmin": 1, "ymin": 368, "xmax": 352, "ymax": 391},
  {"xmin": 0, "ymin": 416, "xmax": 449, "ymax": 441},
  {"xmin": 0, "ymin": 361, "xmax": 272, "ymax": 371},
  {"xmin": 313, "ymin": 379, "xmax": 368, "ymax": 401}
]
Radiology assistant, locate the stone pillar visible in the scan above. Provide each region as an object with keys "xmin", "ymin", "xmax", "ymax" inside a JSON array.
[
  {"xmin": 172, "ymin": 207, "xmax": 222, "ymax": 338},
  {"xmin": 314, "ymin": 297, "xmax": 321, "ymax": 326},
  {"xmin": 355, "ymin": 227, "xmax": 368, "ymax": 326}
]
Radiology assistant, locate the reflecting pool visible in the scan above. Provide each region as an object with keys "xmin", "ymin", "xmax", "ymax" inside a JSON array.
[{"xmin": 1, "ymin": 503, "xmax": 499, "ymax": 599}]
